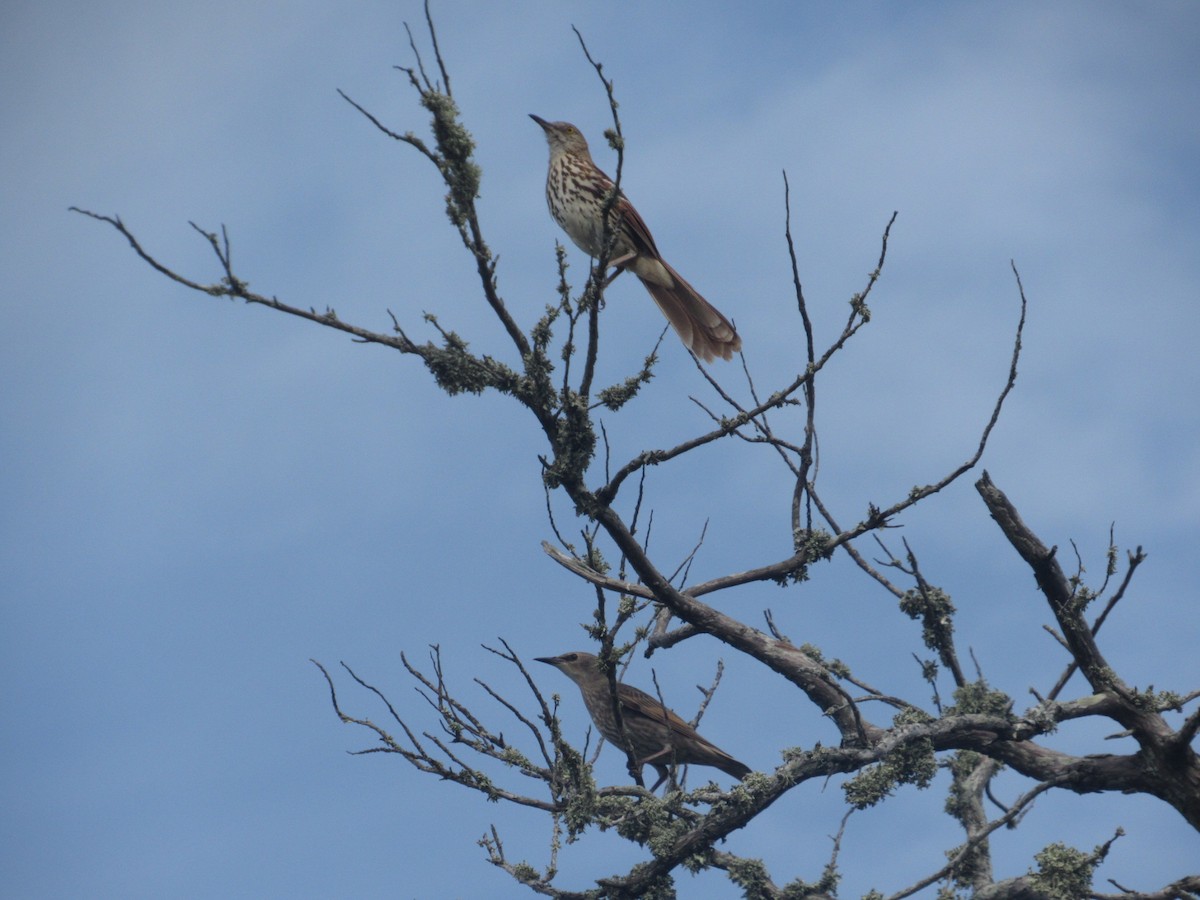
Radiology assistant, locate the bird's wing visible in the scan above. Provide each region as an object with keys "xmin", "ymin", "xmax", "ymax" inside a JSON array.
[
  {"xmin": 618, "ymin": 684, "xmax": 705, "ymax": 740},
  {"xmin": 587, "ymin": 161, "xmax": 661, "ymax": 259},
  {"xmin": 615, "ymin": 193, "xmax": 661, "ymax": 258}
]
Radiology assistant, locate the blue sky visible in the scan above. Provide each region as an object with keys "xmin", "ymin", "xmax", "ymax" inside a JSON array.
[{"xmin": 3, "ymin": 2, "xmax": 1198, "ymax": 897}]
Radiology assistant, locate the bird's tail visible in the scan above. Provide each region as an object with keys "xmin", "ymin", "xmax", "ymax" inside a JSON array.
[
  {"xmin": 689, "ymin": 734, "xmax": 752, "ymax": 782},
  {"xmin": 636, "ymin": 261, "xmax": 742, "ymax": 363},
  {"xmin": 716, "ymin": 756, "xmax": 752, "ymax": 781}
]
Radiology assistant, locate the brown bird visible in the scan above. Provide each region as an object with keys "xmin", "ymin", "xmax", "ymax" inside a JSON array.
[
  {"xmin": 530, "ymin": 115, "xmax": 742, "ymax": 363},
  {"xmin": 536, "ymin": 651, "xmax": 751, "ymax": 791}
]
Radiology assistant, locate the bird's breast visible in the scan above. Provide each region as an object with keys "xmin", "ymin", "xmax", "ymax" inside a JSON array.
[{"xmin": 545, "ymin": 158, "xmax": 633, "ymax": 261}]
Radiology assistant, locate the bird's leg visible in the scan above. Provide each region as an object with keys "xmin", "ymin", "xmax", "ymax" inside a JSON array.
[
  {"xmin": 648, "ymin": 765, "xmax": 672, "ymax": 793},
  {"xmin": 600, "ymin": 253, "xmax": 636, "ymax": 289},
  {"xmin": 637, "ymin": 745, "xmax": 674, "ymax": 767},
  {"xmin": 639, "ymin": 746, "xmax": 679, "ymax": 793}
]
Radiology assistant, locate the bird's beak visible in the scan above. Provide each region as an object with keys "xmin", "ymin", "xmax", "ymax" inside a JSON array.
[
  {"xmin": 529, "ymin": 114, "xmax": 550, "ymax": 130},
  {"xmin": 534, "ymin": 656, "xmax": 557, "ymax": 665}
]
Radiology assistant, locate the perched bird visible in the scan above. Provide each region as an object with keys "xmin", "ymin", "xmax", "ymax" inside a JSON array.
[
  {"xmin": 536, "ymin": 651, "xmax": 751, "ymax": 791},
  {"xmin": 530, "ymin": 115, "xmax": 742, "ymax": 363}
]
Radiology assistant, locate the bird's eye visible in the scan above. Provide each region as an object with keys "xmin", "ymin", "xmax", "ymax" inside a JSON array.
[{"xmin": 564, "ymin": 653, "xmax": 577, "ymax": 661}]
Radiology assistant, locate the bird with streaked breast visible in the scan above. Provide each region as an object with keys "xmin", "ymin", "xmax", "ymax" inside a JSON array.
[
  {"xmin": 536, "ymin": 651, "xmax": 751, "ymax": 791},
  {"xmin": 530, "ymin": 115, "xmax": 742, "ymax": 364}
]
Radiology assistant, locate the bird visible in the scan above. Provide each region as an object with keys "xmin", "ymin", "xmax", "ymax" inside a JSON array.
[
  {"xmin": 535, "ymin": 651, "xmax": 751, "ymax": 791},
  {"xmin": 530, "ymin": 115, "xmax": 742, "ymax": 363}
]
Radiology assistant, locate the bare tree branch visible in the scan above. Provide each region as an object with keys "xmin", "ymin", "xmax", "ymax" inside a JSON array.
[{"xmin": 79, "ymin": 11, "xmax": 1197, "ymax": 897}]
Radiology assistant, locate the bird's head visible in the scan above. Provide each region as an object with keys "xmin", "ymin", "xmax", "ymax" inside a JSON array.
[
  {"xmin": 529, "ymin": 115, "xmax": 590, "ymax": 156},
  {"xmin": 534, "ymin": 651, "xmax": 602, "ymax": 685}
]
